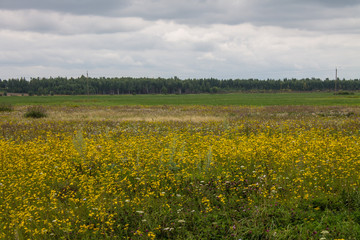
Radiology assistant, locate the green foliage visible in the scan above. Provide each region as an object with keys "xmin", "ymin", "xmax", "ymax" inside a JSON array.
[
  {"xmin": 161, "ymin": 86, "xmax": 168, "ymax": 94},
  {"xmin": 24, "ymin": 106, "xmax": 47, "ymax": 118},
  {"xmin": 3, "ymin": 76, "xmax": 360, "ymax": 95},
  {"xmin": 334, "ymin": 91, "xmax": 354, "ymax": 95},
  {"xmin": 210, "ymin": 86, "xmax": 220, "ymax": 93}
]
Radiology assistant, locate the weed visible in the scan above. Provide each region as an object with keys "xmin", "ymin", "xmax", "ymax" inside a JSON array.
[
  {"xmin": 0, "ymin": 103, "xmax": 13, "ymax": 112},
  {"xmin": 24, "ymin": 106, "xmax": 47, "ymax": 118}
]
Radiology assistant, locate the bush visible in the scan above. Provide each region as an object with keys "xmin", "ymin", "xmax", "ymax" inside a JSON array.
[
  {"xmin": 334, "ymin": 91, "xmax": 354, "ymax": 95},
  {"xmin": 210, "ymin": 87, "xmax": 220, "ymax": 94},
  {"xmin": 0, "ymin": 103, "xmax": 13, "ymax": 112},
  {"xmin": 24, "ymin": 106, "xmax": 47, "ymax": 118}
]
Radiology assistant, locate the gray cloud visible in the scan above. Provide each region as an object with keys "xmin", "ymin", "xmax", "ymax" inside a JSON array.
[
  {"xmin": 0, "ymin": 0, "xmax": 360, "ymax": 79},
  {"xmin": 287, "ymin": 0, "xmax": 359, "ymax": 7},
  {"xmin": 1, "ymin": 0, "xmax": 360, "ymax": 32},
  {"xmin": 0, "ymin": 9, "xmax": 149, "ymax": 34},
  {"xmin": 0, "ymin": 0, "xmax": 130, "ymax": 15}
]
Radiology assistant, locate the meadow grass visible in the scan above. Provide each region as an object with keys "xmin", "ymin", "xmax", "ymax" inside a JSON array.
[
  {"xmin": 1, "ymin": 105, "xmax": 360, "ymax": 239},
  {"xmin": 1, "ymin": 92, "xmax": 360, "ymax": 106}
]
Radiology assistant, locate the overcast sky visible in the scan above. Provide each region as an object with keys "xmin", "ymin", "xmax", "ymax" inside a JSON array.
[{"xmin": 1, "ymin": 0, "xmax": 360, "ymax": 80}]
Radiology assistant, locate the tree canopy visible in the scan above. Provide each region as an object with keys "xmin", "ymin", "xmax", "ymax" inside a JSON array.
[{"xmin": 1, "ymin": 76, "xmax": 359, "ymax": 95}]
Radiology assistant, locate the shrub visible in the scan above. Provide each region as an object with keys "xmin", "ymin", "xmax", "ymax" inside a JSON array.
[
  {"xmin": 210, "ymin": 87, "xmax": 220, "ymax": 94},
  {"xmin": 334, "ymin": 91, "xmax": 354, "ymax": 95},
  {"xmin": 0, "ymin": 103, "xmax": 13, "ymax": 112},
  {"xmin": 24, "ymin": 106, "xmax": 47, "ymax": 118}
]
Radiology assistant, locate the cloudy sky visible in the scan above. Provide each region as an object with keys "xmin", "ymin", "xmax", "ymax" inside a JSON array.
[{"xmin": 1, "ymin": 0, "xmax": 360, "ymax": 80}]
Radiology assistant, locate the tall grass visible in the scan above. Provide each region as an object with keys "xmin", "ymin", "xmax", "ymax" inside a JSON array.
[{"xmin": 0, "ymin": 103, "xmax": 13, "ymax": 112}]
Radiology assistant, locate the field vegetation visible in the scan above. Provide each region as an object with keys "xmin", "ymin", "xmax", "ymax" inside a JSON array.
[
  {"xmin": 1, "ymin": 103, "xmax": 360, "ymax": 239},
  {"xmin": 1, "ymin": 92, "xmax": 360, "ymax": 106}
]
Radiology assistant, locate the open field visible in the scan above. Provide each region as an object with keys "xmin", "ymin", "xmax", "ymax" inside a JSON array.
[
  {"xmin": 1, "ymin": 92, "xmax": 360, "ymax": 106},
  {"xmin": 1, "ymin": 103, "xmax": 360, "ymax": 239}
]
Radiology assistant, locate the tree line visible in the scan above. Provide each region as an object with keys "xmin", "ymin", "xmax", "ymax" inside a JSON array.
[{"xmin": 0, "ymin": 76, "xmax": 359, "ymax": 95}]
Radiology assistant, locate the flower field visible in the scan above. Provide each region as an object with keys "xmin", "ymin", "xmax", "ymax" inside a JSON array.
[{"xmin": 1, "ymin": 105, "xmax": 360, "ymax": 239}]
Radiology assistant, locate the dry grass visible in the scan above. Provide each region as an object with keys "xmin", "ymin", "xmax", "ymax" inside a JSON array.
[
  {"xmin": 4, "ymin": 106, "xmax": 225, "ymax": 122},
  {"xmin": 2, "ymin": 105, "xmax": 360, "ymax": 123}
]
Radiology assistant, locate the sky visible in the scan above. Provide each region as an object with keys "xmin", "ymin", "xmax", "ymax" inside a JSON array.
[{"xmin": 1, "ymin": 0, "xmax": 360, "ymax": 80}]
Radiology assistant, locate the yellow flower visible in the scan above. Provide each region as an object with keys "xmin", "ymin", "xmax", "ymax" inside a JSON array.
[{"xmin": 148, "ymin": 231, "xmax": 156, "ymax": 240}]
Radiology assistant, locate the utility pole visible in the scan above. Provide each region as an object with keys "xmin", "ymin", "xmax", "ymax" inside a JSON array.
[
  {"xmin": 335, "ymin": 67, "xmax": 337, "ymax": 93},
  {"xmin": 86, "ymin": 71, "xmax": 89, "ymax": 95}
]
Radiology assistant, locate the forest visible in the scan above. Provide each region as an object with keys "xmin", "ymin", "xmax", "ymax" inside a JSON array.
[{"xmin": 1, "ymin": 76, "xmax": 360, "ymax": 95}]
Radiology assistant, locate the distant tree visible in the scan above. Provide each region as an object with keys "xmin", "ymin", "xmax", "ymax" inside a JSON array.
[
  {"xmin": 161, "ymin": 86, "xmax": 168, "ymax": 94},
  {"xmin": 3, "ymin": 76, "xmax": 360, "ymax": 95},
  {"xmin": 210, "ymin": 87, "xmax": 220, "ymax": 94}
]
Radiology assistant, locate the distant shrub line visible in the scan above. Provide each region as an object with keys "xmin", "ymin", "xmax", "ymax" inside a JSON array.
[{"xmin": 1, "ymin": 76, "xmax": 360, "ymax": 95}]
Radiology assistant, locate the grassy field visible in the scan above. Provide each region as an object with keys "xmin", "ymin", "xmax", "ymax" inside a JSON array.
[
  {"xmin": 1, "ymin": 92, "xmax": 360, "ymax": 106},
  {"xmin": 1, "ymin": 96, "xmax": 360, "ymax": 239}
]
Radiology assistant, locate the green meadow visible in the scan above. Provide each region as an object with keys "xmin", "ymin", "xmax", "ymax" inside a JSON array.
[{"xmin": 1, "ymin": 92, "xmax": 360, "ymax": 106}]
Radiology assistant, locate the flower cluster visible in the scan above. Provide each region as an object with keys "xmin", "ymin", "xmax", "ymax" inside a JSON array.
[{"xmin": 0, "ymin": 105, "xmax": 358, "ymax": 239}]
